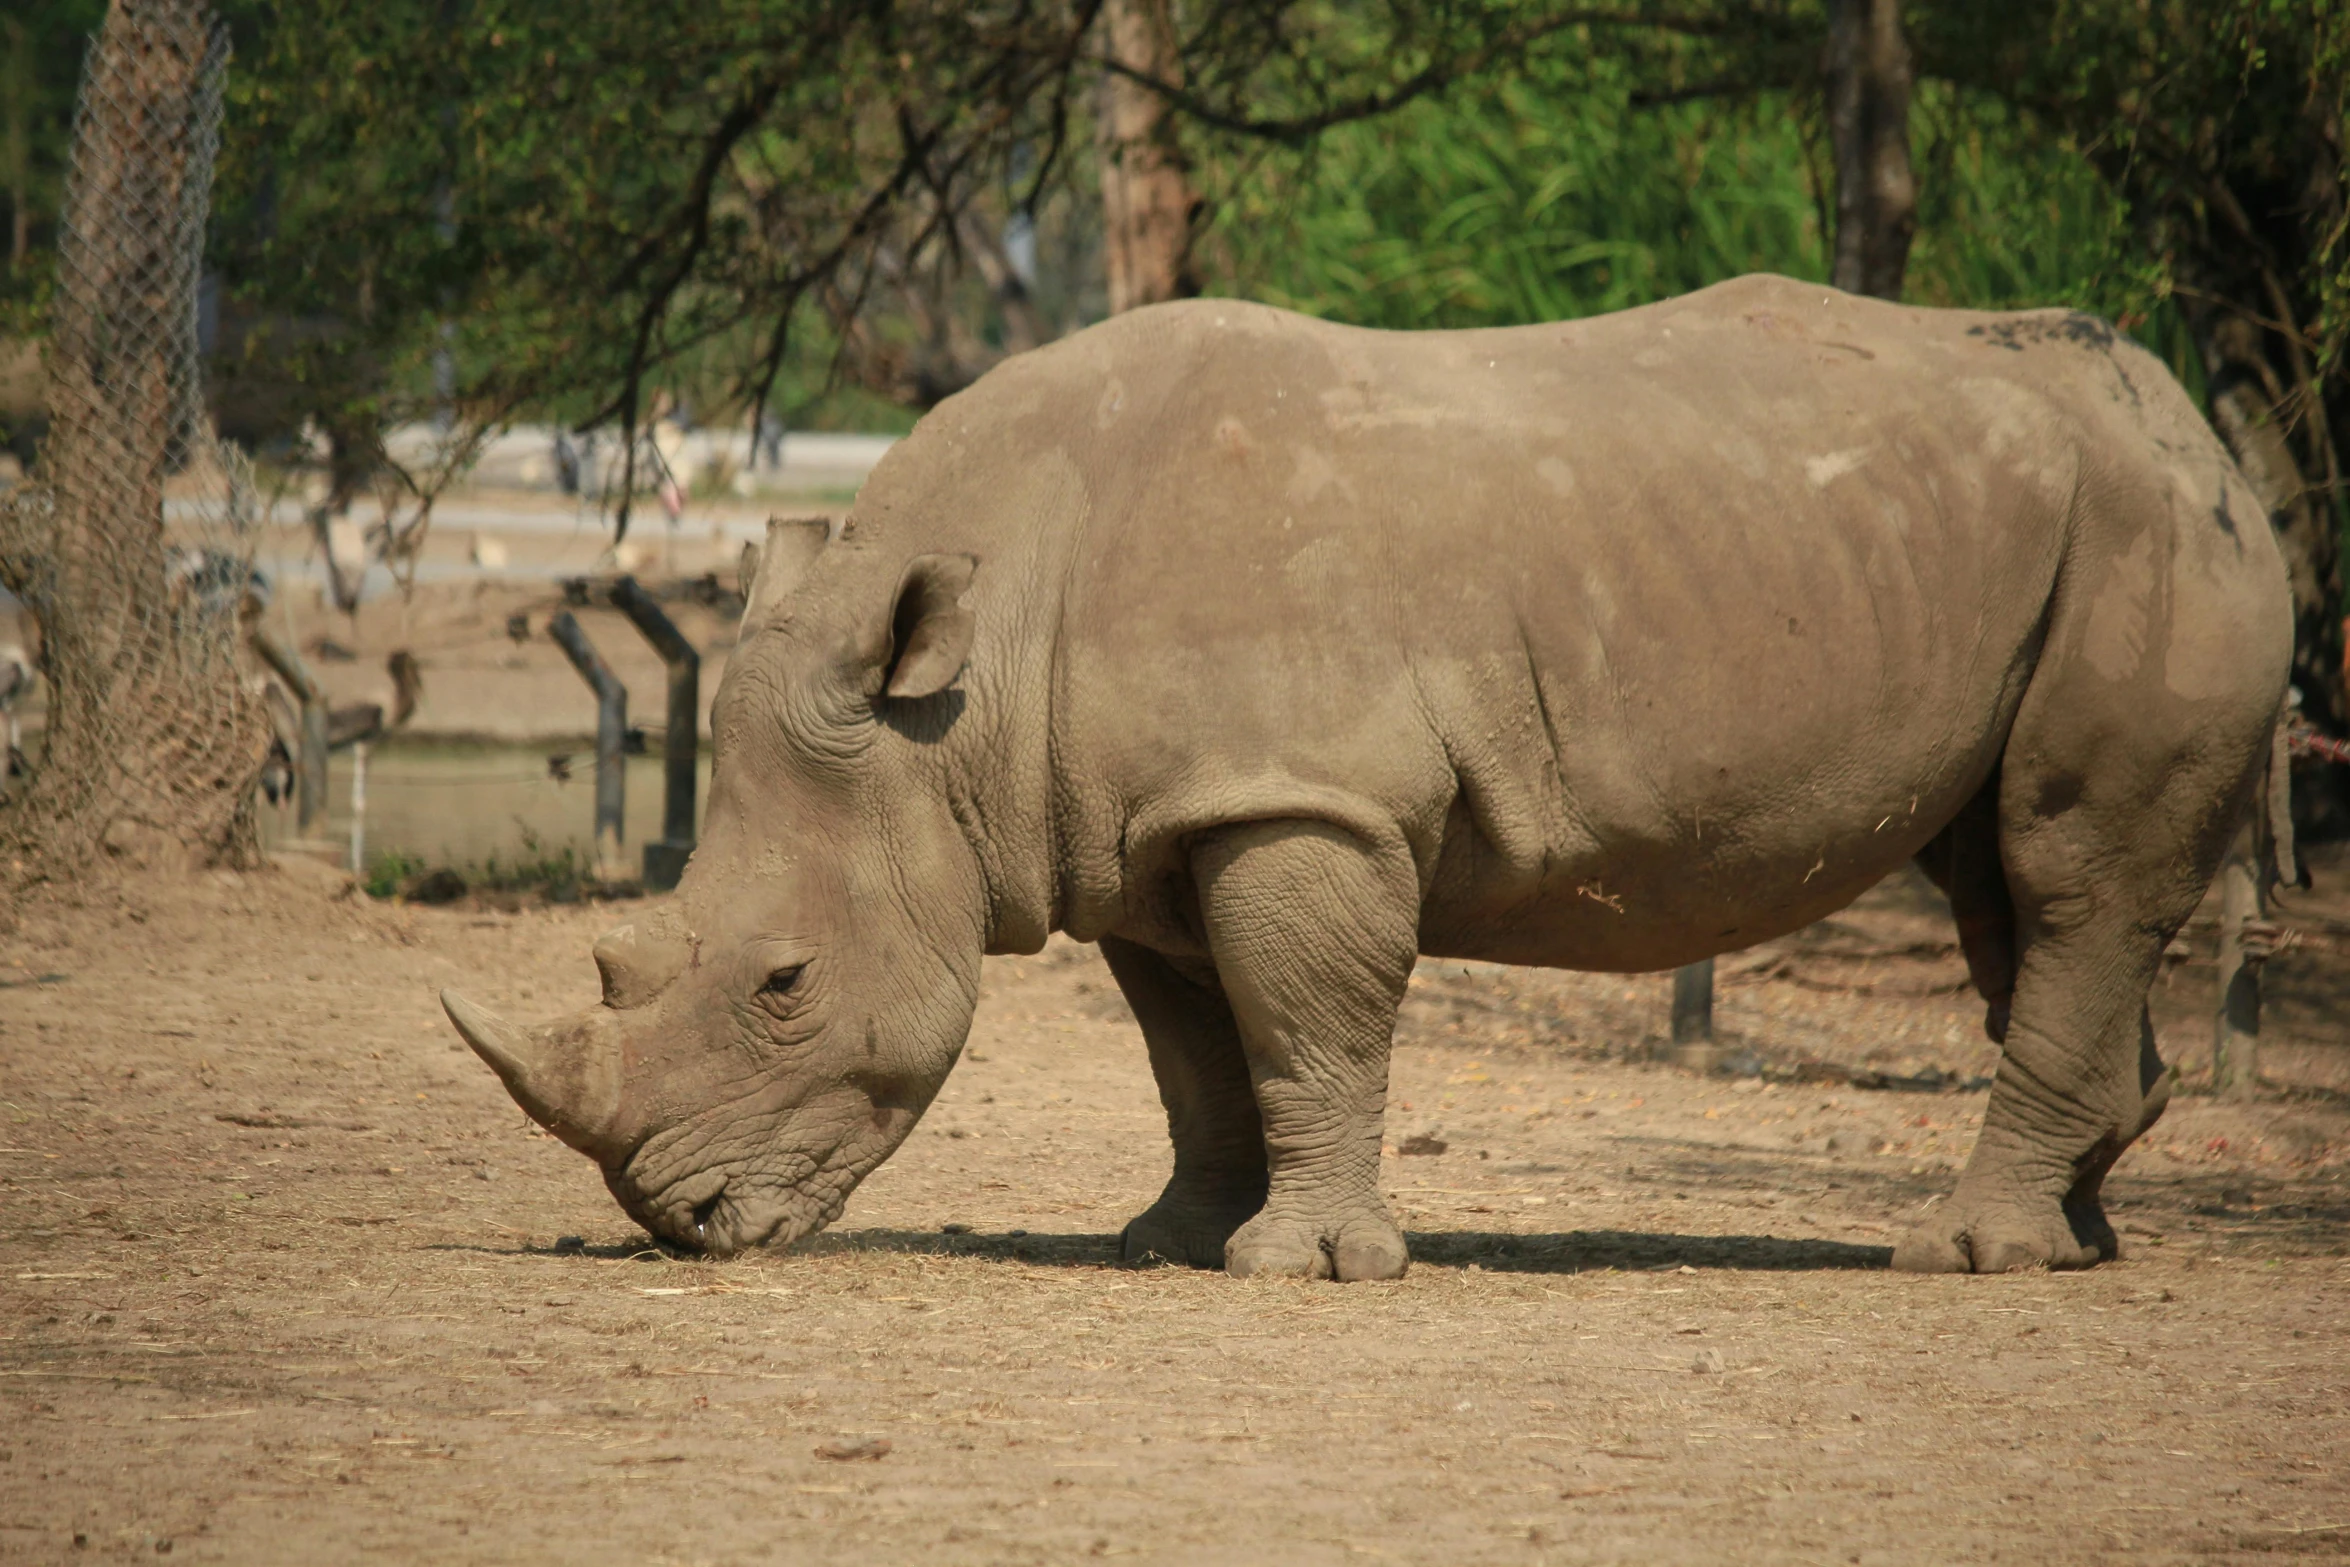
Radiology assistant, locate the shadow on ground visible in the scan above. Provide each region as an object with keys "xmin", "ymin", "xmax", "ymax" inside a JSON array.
[
  {"xmin": 1408, "ymin": 1228, "xmax": 1891, "ymax": 1272},
  {"xmin": 792, "ymin": 1227, "xmax": 1892, "ymax": 1274}
]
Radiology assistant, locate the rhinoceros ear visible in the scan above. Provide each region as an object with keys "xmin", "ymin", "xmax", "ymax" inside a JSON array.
[
  {"xmin": 877, "ymin": 553, "xmax": 979, "ymax": 700},
  {"xmin": 739, "ymin": 516, "xmax": 831, "ymax": 640}
]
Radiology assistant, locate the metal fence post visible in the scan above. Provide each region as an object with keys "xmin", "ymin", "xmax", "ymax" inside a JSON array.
[
  {"xmin": 548, "ymin": 611, "xmax": 627, "ymax": 880},
  {"xmin": 251, "ymin": 626, "xmax": 329, "ymax": 834},
  {"xmin": 610, "ymin": 576, "xmax": 699, "ymax": 890},
  {"xmin": 1671, "ymin": 958, "xmax": 1719, "ymax": 1072}
]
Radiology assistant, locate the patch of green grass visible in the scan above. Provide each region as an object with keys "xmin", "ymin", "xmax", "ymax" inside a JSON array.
[
  {"xmin": 362, "ymin": 850, "xmax": 425, "ymax": 899},
  {"xmin": 360, "ymin": 828, "xmax": 625, "ymax": 905},
  {"xmin": 470, "ymin": 829, "xmax": 594, "ymax": 901}
]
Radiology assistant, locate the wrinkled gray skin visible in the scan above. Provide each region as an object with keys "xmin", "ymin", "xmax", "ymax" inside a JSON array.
[{"xmin": 446, "ymin": 275, "xmax": 2292, "ymax": 1279}]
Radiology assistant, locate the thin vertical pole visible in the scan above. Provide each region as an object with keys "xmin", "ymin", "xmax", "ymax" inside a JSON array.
[
  {"xmin": 1671, "ymin": 958, "xmax": 1717, "ymax": 1072},
  {"xmin": 348, "ymin": 740, "xmax": 367, "ymax": 872},
  {"xmin": 548, "ymin": 610, "xmax": 627, "ymax": 880},
  {"xmin": 251, "ymin": 627, "xmax": 329, "ymax": 834},
  {"xmin": 301, "ymin": 699, "xmax": 328, "ymax": 833},
  {"xmin": 609, "ymin": 575, "xmax": 699, "ymax": 889}
]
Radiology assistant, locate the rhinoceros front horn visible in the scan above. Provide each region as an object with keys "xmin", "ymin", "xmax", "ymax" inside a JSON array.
[{"xmin": 442, "ymin": 989, "xmax": 623, "ymax": 1160}]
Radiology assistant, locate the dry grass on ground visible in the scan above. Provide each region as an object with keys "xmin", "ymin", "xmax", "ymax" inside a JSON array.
[{"xmin": 0, "ymin": 858, "xmax": 2344, "ymax": 1564}]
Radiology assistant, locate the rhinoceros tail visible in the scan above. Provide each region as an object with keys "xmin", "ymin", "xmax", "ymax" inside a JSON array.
[{"xmin": 1910, "ymin": 778, "xmax": 2016, "ymax": 1045}]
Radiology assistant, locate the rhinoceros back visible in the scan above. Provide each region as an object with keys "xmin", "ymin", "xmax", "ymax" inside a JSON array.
[{"xmin": 848, "ymin": 275, "xmax": 2282, "ymax": 970}]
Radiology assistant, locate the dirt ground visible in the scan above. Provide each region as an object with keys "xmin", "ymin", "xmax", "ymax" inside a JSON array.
[{"xmin": 2, "ymin": 853, "xmax": 2346, "ymax": 1565}]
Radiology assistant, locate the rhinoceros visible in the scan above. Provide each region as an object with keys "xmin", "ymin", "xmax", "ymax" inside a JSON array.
[{"xmin": 444, "ymin": 274, "xmax": 2290, "ymax": 1279}]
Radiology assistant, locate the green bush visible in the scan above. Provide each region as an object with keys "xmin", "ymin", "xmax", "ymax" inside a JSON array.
[
  {"xmin": 361, "ymin": 849, "xmax": 425, "ymax": 900},
  {"xmin": 1200, "ymin": 66, "xmax": 2183, "ymax": 382},
  {"xmin": 471, "ymin": 829, "xmax": 592, "ymax": 902},
  {"xmin": 358, "ymin": 829, "xmax": 608, "ymax": 905}
]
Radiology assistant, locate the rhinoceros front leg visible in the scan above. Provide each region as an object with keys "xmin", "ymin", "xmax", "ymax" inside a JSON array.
[
  {"xmin": 1193, "ymin": 819, "xmax": 1416, "ymax": 1282},
  {"xmin": 1101, "ymin": 936, "xmax": 1268, "ymax": 1268}
]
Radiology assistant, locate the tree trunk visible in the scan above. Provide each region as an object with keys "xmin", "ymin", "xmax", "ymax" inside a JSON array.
[
  {"xmin": 0, "ymin": 0, "xmax": 264, "ymax": 879},
  {"xmin": 1096, "ymin": 0, "xmax": 1198, "ymax": 315},
  {"xmin": 1824, "ymin": 0, "xmax": 1916, "ymax": 301}
]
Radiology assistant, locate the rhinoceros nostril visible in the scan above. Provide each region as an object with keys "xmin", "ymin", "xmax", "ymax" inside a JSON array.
[{"xmin": 690, "ymin": 1191, "xmax": 724, "ymax": 1242}]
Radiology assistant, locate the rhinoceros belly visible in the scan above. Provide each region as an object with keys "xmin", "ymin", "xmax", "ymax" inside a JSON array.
[
  {"xmin": 1050, "ymin": 279, "xmax": 2110, "ymax": 967},
  {"xmin": 1400, "ymin": 347, "xmax": 2068, "ymax": 972}
]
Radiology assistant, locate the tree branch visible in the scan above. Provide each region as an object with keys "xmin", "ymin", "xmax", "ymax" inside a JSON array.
[
  {"xmin": 1102, "ymin": 8, "xmax": 1770, "ymax": 146},
  {"xmin": 604, "ymin": 70, "xmax": 789, "ymax": 536}
]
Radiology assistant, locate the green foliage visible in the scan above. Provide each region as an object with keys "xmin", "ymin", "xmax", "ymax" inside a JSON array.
[
  {"xmin": 361, "ymin": 848, "xmax": 424, "ymax": 898},
  {"xmin": 466, "ymin": 828, "xmax": 591, "ymax": 900},
  {"xmin": 1204, "ymin": 69, "xmax": 1825, "ymax": 330},
  {"xmin": 1917, "ymin": 0, "xmax": 2350, "ymax": 763},
  {"xmin": 1917, "ymin": 0, "xmax": 2350, "ymax": 381},
  {"xmin": 1901, "ymin": 88, "xmax": 2203, "ymax": 396},
  {"xmin": 0, "ymin": 0, "xmax": 108, "ymax": 330},
  {"xmin": 200, "ymin": 2, "xmax": 1791, "ymax": 449},
  {"xmin": 210, "ymin": 1, "xmax": 1129, "ymax": 455},
  {"xmin": 18, "ymin": 3, "xmax": 2346, "ymax": 496},
  {"xmin": 1203, "ymin": 61, "xmax": 2166, "ymax": 358},
  {"xmin": 362, "ymin": 828, "xmax": 596, "ymax": 903},
  {"xmin": 1901, "ymin": 91, "xmax": 2131, "ymax": 312}
]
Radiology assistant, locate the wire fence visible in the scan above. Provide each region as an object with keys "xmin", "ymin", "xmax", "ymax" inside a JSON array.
[{"xmin": 0, "ymin": 2, "xmax": 265, "ymax": 872}]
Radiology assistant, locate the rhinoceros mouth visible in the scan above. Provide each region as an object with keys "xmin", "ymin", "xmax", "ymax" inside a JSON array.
[
  {"xmin": 611, "ymin": 1151, "xmax": 841, "ymax": 1257},
  {"xmin": 613, "ymin": 1170, "xmax": 740, "ymax": 1254},
  {"xmin": 675, "ymin": 1186, "xmax": 831, "ymax": 1257}
]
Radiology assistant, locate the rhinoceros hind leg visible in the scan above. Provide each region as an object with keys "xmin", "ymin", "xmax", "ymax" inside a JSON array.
[
  {"xmin": 1897, "ymin": 595, "xmax": 2264, "ymax": 1272},
  {"xmin": 1194, "ymin": 819, "xmax": 1417, "ymax": 1283},
  {"xmin": 1899, "ymin": 996, "xmax": 2171, "ymax": 1272},
  {"xmin": 1101, "ymin": 936, "xmax": 1269, "ymax": 1268}
]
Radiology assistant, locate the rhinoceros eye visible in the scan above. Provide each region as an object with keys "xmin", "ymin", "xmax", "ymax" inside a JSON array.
[{"xmin": 759, "ymin": 965, "xmax": 805, "ymax": 997}]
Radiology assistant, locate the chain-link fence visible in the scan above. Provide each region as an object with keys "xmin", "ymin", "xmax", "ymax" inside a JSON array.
[{"xmin": 0, "ymin": 1, "xmax": 266, "ymax": 875}]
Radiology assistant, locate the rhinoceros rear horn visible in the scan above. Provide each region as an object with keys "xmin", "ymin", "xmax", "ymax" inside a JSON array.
[
  {"xmin": 739, "ymin": 516, "xmax": 833, "ymax": 641},
  {"xmin": 442, "ymin": 989, "xmax": 623, "ymax": 1161},
  {"xmin": 878, "ymin": 553, "xmax": 979, "ymax": 700}
]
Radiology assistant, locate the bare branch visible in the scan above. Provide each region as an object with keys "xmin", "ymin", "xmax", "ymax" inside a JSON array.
[{"xmin": 1108, "ymin": 6, "xmax": 1798, "ymax": 145}]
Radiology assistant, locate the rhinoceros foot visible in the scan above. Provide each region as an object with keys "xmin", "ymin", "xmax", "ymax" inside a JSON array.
[
  {"xmin": 1891, "ymin": 1184, "xmax": 2117, "ymax": 1274},
  {"xmin": 1224, "ymin": 1206, "xmax": 1408, "ymax": 1282},
  {"xmin": 1120, "ymin": 1196, "xmax": 1261, "ymax": 1270}
]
